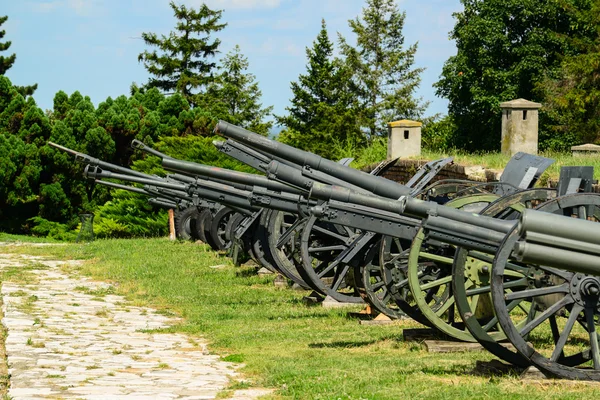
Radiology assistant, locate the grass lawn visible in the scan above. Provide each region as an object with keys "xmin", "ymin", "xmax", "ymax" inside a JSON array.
[{"xmin": 1, "ymin": 236, "xmax": 599, "ymax": 399}]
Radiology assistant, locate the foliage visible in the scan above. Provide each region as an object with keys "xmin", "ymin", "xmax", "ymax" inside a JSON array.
[
  {"xmin": 339, "ymin": 0, "xmax": 427, "ymax": 139},
  {"xmin": 435, "ymin": 0, "xmax": 594, "ymax": 151},
  {"xmin": 0, "ymin": 15, "xmax": 37, "ymax": 96},
  {"xmin": 27, "ymin": 216, "xmax": 76, "ymax": 241},
  {"xmin": 93, "ymin": 190, "xmax": 168, "ymax": 239},
  {"xmin": 205, "ymin": 45, "xmax": 273, "ymax": 135},
  {"xmin": 137, "ymin": 1, "xmax": 226, "ymax": 104},
  {"xmin": 0, "ymin": 75, "xmax": 233, "ymax": 237},
  {"xmin": 276, "ymin": 20, "xmax": 362, "ymax": 159},
  {"xmin": 422, "ymin": 115, "xmax": 458, "ymax": 152},
  {"xmin": 537, "ymin": 0, "xmax": 600, "ymax": 148}
]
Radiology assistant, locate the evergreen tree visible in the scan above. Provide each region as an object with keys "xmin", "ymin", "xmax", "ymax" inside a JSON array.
[
  {"xmin": 537, "ymin": 0, "xmax": 600, "ymax": 148},
  {"xmin": 137, "ymin": 2, "xmax": 226, "ymax": 104},
  {"xmin": 339, "ymin": 0, "xmax": 426, "ymax": 140},
  {"xmin": 276, "ymin": 20, "xmax": 361, "ymax": 159},
  {"xmin": 0, "ymin": 15, "xmax": 37, "ymax": 97},
  {"xmin": 207, "ymin": 45, "xmax": 273, "ymax": 135},
  {"xmin": 435, "ymin": 0, "xmax": 593, "ymax": 151}
]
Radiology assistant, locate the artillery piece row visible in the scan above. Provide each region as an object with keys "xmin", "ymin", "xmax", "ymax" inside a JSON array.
[{"xmin": 50, "ymin": 121, "xmax": 600, "ymax": 382}]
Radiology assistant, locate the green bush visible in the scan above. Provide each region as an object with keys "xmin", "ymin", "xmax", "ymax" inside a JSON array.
[
  {"xmin": 28, "ymin": 216, "xmax": 77, "ymax": 241},
  {"xmin": 422, "ymin": 115, "xmax": 457, "ymax": 152}
]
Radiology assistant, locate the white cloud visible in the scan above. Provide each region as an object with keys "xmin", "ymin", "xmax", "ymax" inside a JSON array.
[{"xmin": 182, "ymin": 0, "xmax": 282, "ymax": 10}]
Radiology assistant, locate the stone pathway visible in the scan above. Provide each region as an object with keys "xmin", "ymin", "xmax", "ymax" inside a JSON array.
[{"xmin": 0, "ymin": 246, "xmax": 272, "ymax": 399}]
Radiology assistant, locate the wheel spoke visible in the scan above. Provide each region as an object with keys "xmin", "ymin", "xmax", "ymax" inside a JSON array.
[
  {"xmin": 419, "ymin": 252, "xmax": 454, "ymax": 264},
  {"xmin": 536, "ymin": 265, "xmax": 573, "ymax": 281},
  {"xmin": 550, "ymin": 303, "xmax": 583, "ymax": 362},
  {"xmin": 419, "ymin": 275, "xmax": 452, "ymax": 291},
  {"xmin": 585, "ymin": 305, "xmax": 600, "ymax": 370},
  {"xmin": 371, "ymin": 281, "xmax": 385, "ymax": 291},
  {"xmin": 316, "ymin": 259, "xmax": 340, "ymax": 278},
  {"xmin": 519, "ymin": 296, "xmax": 574, "ymax": 337},
  {"xmin": 312, "ymin": 225, "xmax": 351, "ymax": 242},
  {"xmin": 308, "ymin": 245, "xmax": 347, "ymax": 253},
  {"xmin": 434, "ymin": 295, "xmax": 455, "ymax": 317},
  {"xmin": 331, "ymin": 264, "xmax": 351, "ymax": 291},
  {"xmin": 482, "ymin": 299, "xmax": 523, "ymax": 332},
  {"xmin": 505, "ymin": 283, "xmax": 569, "ymax": 302}
]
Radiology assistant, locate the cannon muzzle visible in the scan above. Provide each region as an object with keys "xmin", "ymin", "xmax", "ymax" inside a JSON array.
[
  {"xmin": 515, "ymin": 209, "xmax": 600, "ymax": 276},
  {"xmin": 162, "ymin": 158, "xmax": 302, "ymax": 195},
  {"xmin": 131, "ymin": 140, "xmax": 172, "ymax": 159}
]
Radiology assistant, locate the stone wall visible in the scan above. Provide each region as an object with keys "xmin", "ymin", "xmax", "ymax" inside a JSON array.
[
  {"xmin": 366, "ymin": 159, "xmax": 600, "ymax": 192},
  {"xmin": 366, "ymin": 159, "xmax": 499, "ymax": 185}
]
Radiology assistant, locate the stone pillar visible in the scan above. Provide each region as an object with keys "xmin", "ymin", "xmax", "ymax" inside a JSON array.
[
  {"xmin": 387, "ymin": 120, "xmax": 422, "ymax": 159},
  {"xmin": 500, "ymin": 98, "xmax": 541, "ymax": 156}
]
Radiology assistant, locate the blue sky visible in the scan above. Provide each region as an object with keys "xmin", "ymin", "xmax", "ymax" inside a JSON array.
[{"xmin": 3, "ymin": 0, "xmax": 462, "ymax": 122}]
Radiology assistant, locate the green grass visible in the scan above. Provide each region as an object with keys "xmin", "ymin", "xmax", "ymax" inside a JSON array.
[
  {"xmin": 416, "ymin": 150, "xmax": 600, "ymax": 181},
  {"xmin": 0, "ymin": 232, "xmax": 62, "ymax": 243},
  {"xmin": 2, "ymin": 238, "xmax": 598, "ymax": 399}
]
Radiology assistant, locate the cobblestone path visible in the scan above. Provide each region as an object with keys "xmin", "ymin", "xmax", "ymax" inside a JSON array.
[{"xmin": 0, "ymin": 246, "xmax": 271, "ymax": 399}]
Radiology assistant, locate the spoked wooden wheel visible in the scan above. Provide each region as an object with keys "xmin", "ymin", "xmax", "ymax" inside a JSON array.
[
  {"xmin": 407, "ymin": 194, "xmax": 500, "ymax": 341},
  {"xmin": 379, "ymin": 235, "xmax": 432, "ymax": 325},
  {"xmin": 298, "ymin": 215, "xmax": 367, "ymax": 303},
  {"xmin": 492, "ymin": 193, "xmax": 600, "ymax": 380},
  {"xmin": 247, "ymin": 212, "xmax": 279, "ymax": 272},
  {"xmin": 265, "ymin": 210, "xmax": 312, "ymax": 289},
  {"xmin": 356, "ymin": 237, "xmax": 406, "ymax": 319},
  {"xmin": 209, "ymin": 207, "xmax": 237, "ymax": 250},
  {"xmin": 452, "ymin": 188, "xmax": 557, "ymax": 365}
]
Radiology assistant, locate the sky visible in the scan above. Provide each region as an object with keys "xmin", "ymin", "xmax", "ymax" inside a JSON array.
[{"xmin": 2, "ymin": 0, "xmax": 463, "ymax": 124}]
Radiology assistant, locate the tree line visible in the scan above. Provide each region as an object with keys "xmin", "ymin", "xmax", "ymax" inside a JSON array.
[{"xmin": 0, "ymin": 0, "xmax": 599, "ymax": 237}]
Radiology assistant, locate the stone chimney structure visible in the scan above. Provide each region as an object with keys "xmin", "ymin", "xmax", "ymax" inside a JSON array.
[
  {"xmin": 387, "ymin": 119, "xmax": 422, "ymax": 159},
  {"xmin": 500, "ymin": 98, "xmax": 541, "ymax": 155}
]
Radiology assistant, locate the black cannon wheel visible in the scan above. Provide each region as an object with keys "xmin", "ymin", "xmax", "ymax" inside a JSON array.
[
  {"xmin": 209, "ymin": 207, "xmax": 237, "ymax": 251},
  {"xmin": 452, "ymin": 188, "xmax": 556, "ymax": 366},
  {"xmin": 265, "ymin": 210, "xmax": 312, "ymax": 289},
  {"xmin": 356, "ymin": 237, "xmax": 406, "ymax": 319},
  {"xmin": 195, "ymin": 208, "xmax": 212, "ymax": 245},
  {"xmin": 249, "ymin": 211, "xmax": 279, "ymax": 273},
  {"xmin": 378, "ymin": 235, "xmax": 433, "ymax": 325},
  {"xmin": 174, "ymin": 206, "xmax": 202, "ymax": 241},
  {"xmin": 298, "ymin": 215, "xmax": 365, "ymax": 303},
  {"xmin": 224, "ymin": 212, "xmax": 254, "ymax": 267},
  {"xmin": 492, "ymin": 193, "xmax": 600, "ymax": 380}
]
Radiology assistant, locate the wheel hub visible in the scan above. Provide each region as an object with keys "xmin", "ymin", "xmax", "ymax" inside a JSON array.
[{"xmin": 571, "ymin": 273, "xmax": 600, "ymax": 308}]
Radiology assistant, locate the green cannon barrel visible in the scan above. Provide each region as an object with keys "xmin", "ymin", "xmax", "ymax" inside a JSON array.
[
  {"xmin": 216, "ymin": 121, "xmax": 411, "ymax": 199},
  {"xmin": 49, "ymin": 142, "xmax": 153, "ymax": 180},
  {"xmin": 519, "ymin": 208, "xmax": 600, "ymax": 246},
  {"xmin": 308, "ymin": 181, "xmax": 515, "ymax": 233},
  {"xmin": 131, "ymin": 140, "xmax": 173, "ymax": 159},
  {"xmin": 148, "ymin": 198, "xmax": 178, "ymax": 209},
  {"xmin": 515, "ymin": 209, "xmax": 600, "ymax": 276},
  {"xmin": 86, "ymin": 166, "xmax": 258, "ymax": 214},
  {"xmin": 267, "ymin": 161, "xmax": 370, "ymax": 194},
  {"xmin": 162, "ymin": 158, "xmax": 303, "ymax": 195},
  {"xmin": 95, "ymin": 180, "xmax": 149, "ymax": 196}
]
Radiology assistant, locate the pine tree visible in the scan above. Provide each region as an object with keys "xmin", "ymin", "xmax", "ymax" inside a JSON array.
[
  {"xmin": 137, "ymin": 2, "xmax": 226, "ymax": 104},
  {"xmin": 0, "ymin": 15, "xmax": 37, "ymax": 97},
  {"xmin": 339, "ymin": 0, "xmax": 426, "ymax": 140},
  {"xmin": 276, "ymin": 19, "xmax": 361, "ymax": 159},
  {"xmin": 208, "ymin": 45, "xmax": 273, "ymax": 135}
]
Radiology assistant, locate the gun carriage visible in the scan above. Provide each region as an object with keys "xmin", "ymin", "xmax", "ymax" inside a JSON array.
[{"xmin": 49, "ymin": 121, "xmax": 600, "ymax": 381}]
